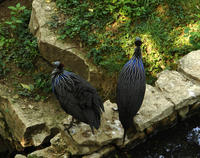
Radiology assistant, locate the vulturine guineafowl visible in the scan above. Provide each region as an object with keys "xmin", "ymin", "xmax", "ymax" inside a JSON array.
[
  {"xmin": 51, "ymin": 61, "xmax": 104, "ymax": 133},
  {"xmin": 116, "ymin": 37, "xmax": 146, "ymax": 143}
]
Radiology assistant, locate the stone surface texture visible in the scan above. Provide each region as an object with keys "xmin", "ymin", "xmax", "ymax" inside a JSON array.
[
  {"xmin": 29, "ymin": 0, "xmax": 90, "ymax": 79},
  {"xmin": 134, "ymin": 85, "xmax": 174, "ymax": 131},
  {"xmin": 0, "ymin": 84, "xmax": 65, "ymax": 148},
  {"xmin": 178, "ymin": 50, "xmax": 200, "ymax": 82},
  {"xmin": 28, "ymin": 0, "xmax": 114, "ymax": 93},
  {"xmin": 14, "ymin": 154, "xmax": 27, "ymax": 158},
  {"xmin": 155, "ymin": 70, "xmax": 200, "ymax": 110}
]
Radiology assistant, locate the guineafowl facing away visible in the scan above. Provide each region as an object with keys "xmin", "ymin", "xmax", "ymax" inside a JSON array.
[{"xmin": 116, "ymin": 37, "xmax": 146, "ymax": 143}]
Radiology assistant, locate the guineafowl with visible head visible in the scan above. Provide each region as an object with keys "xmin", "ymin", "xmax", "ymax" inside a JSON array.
[
  {"xmin": 116, "ymin": 37, "xmax": 146, "ymax": 143},
  {"xmin": 51, "ymin": 61, "xmax": 104, "ymax": 133}
]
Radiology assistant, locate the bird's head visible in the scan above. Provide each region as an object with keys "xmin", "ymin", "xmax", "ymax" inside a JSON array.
[
  {"xmin": 135, "ymin": 37, "xmax": 142, "ymax": 47},
  {"xmin": 52, "ymin": 61, "xmax": 64, "ymax": 70},
  {"xmin": 133, "ymin": 37, "xmax": 142, "ymax": 58}
]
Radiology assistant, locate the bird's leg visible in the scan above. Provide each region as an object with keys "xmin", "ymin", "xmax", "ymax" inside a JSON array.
[
  {"xmin": 67, "ymin": 117, "xmax": 75, "ymax": 130},
  {"xmin": 63, "ymin": 117, "xmax": 75, "ymax": 131},
  {"xmin": 90, "ymin": 126, "xmax": 94, "ymax": 134},
  {"xmin": 63, "ymin": 117, "xmax": 76, "ymax": 139}
]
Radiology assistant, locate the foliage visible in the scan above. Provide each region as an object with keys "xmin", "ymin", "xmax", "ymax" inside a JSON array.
[
  {"xmin": 0, "ymin": 3, "xmax": 39, "ymax": 71},
  {"xmin": 51, "ymin": 0, "xmax": 200, "ymax": 84},
  {"xmin": 0, "ymin": 3, "xmax": 51, "ymax": 101},
  {"xmin": 185, "ymin": 21, "xmax": 200, "ymax": 49},
  {"xmin": 33, "ymin": 73, "xmax": 52, "ymax": 94},
  {"xmin": 15, "ymin": 72, "xmax": 52, "ymax": 101},
  {"xmin": 0, "ymin": 24, "xmax": 11, "ymax": 77},
  {"xmin": 27, "ymin": 155, "xmax": 42, "ymax": 158},
  {"xmin": 5, "ymin": 3, "xmax": 26, "ymax": 30},
  {"xmin": 0, "ymin": 59, "xmax": 9, "ymax": 78}
]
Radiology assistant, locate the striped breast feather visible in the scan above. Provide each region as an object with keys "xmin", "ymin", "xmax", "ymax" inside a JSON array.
[
  {"xmin": 52, "ymin": 71, "xmax": 75, "ymax": 95},
  {"xmin": 120, "ymin": 57, "xmax": 145, "ymax": 82}
]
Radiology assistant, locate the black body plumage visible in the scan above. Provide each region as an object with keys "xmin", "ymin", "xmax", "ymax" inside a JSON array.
[
  {"xmin": 51, "ymin": 61, "xmax": 104, "ymax": 133},
  {"xmin": 116, "ymin": 37, "xmax": 146, "ymax": 143}
]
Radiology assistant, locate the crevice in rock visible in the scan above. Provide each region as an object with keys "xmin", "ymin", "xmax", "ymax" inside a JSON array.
[
  {"xmin": 0, "ymin": 110, "xmax": 20, "ymax": 156},
  {"xmin": 178, "ymin": 69, "xmax": 200, "ymax": 86},
  {"xmin": 10, "ymin": 141, "xmax": 51, "ymax": 158},
  {"xmin": 0, "ymin": 135, "xmax": 15, "ymax": 158},
  {"xmin": 9, "ymin": 127, "xmax": 59, "ymax": 158}
]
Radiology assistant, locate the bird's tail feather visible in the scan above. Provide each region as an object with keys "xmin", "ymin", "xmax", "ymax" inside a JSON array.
[
  {"xmin": 123, "ymin": 128, "xmax": 126, "ymax": 144},
  {"xmin": 90, "ymin": 126, "xmax": 94, "ymax": 134}
]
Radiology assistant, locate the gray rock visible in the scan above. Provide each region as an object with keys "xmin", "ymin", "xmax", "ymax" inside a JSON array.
[
  {"xmin": 14, "ymin": 154, "xmax": 26, "ymax": 158},
  {"xmin": 0, "ymin": 112, "xmax": 9, "ymax": 139},
  {"xmin": 0, "ymin": 84, "xmax": 66, "ymax": 148},
  {"xmin": 179, "ymin": 50, "xmax": 200, "ymax": 82},
  {"xmin": 134, "ymin": 85, "xmax": 174, "ymax": 132},
  {"xmin": 61, "ymin": 100, "xmax": 124, "ymax": 154},
  {"xmin": 29, "ymin": 0, "xmax": 118, "ymax": 98},
  {"xmin": 155, "ymin": 70, "xmax": 200, "ymax": 110},
  {"xmin": 82, "ymin": 146, "xmax": 115, "ymax": 158},
  {"xmin": 68, "ymin": 100, "xmax": 123, "ymax": 147},
  {"xmin": 27, "ymin": 146, "xmax": 67, "ymax": 158},
  {"xmin": 29, "ymin": 0, "xmax": 99, "ymax": 83}
]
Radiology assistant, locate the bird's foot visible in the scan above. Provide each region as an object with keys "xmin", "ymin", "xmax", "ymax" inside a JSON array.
[
  {"xmin": 63, "ymin": 123, "xmax": 74, "ymax": 131},
  {"xmin": 63, "ymin": 117, "xmax": 76, "ymax": 130}
]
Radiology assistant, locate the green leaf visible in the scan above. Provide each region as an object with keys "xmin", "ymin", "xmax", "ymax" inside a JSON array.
[
  {"xmin": 20, "ymin": 83, "xmax": 34, "ymax": 91},
  {"xmin": 16, "ymin": 3, "xmax": 21, "ymax": 8},
  {"xmin": 16, "ymin": 20, "xmax": 23, "ymax": 24},
  {"xmin": 10, "ymin": 11, "xmax": 16, "ymax": 15},
  {"xmin": 20, "ymin": 6, "xmax": 26, "ymax": 10},
  {"xmin": 8, "ymin": 6, "xmax": 17, "ymax": 11},
  {"xmin": 0, "ymin": 40, "xmax": 5, "ymax": 47},
  {"xmin": 4, "ymin": 21, "xmax": 12, "ymax": 25},
  {"xmin": 10, "ymin": 25, "xmax": 16, "ymax": 29}
]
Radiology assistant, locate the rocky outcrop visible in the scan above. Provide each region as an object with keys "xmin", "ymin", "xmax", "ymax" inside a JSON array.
[
  {"xmin": 134, "ymin": 85, "xmax": 174, "ymax": 132},
  {"xmin": 15, "ymin": 154, "xmax": 26, "ymax": 158},
  {"xmin": 178, "ymin": 50, "xmax": 200, "ymax": 82},
  {"xmin": 29, "ymin": 0, "xmax": 90, "ymax": 80},
  {"xmin": 156, "ymin": 70, "xmax": 200, "ymax": 112},
  {"xmin": 28, "ymin": 0, "xmax": 114, "ymax": 98},
  {"xmin": 0, "ymin": 50, "xmax": 200, "ymax": 157},
  {"xmin": 0, "ymin": 84, "xmax": 66, "ymax": 149},
  {"xmin": 1, "ymin": 0, "xmax": 199, "ymax": 155}
]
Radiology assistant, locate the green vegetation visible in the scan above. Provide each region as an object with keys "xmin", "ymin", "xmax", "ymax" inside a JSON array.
[
  {"xmin": 27, "ymin": 155, "xmax": 42, "ymax": 158},
  {"xmin": 0, "ymin": 3, "xmax": 51, "ymax": 100},
  {"xmin": 0, "ymin": 1, "xmax": 199, "ymax": 101},
  {"xmin": 50, "ymin": 0, "xmax": 200, "ymax": 84}
]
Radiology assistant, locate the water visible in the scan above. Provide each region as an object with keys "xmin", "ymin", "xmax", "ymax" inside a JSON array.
[{"xmin": 108, "ymin": 114, "xmax": 200, "ymax": 158}]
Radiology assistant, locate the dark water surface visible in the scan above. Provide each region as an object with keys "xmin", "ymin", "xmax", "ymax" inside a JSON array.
[{"xmin": 109, "ymin": 114, "xmax": 200, "ymax": 158}]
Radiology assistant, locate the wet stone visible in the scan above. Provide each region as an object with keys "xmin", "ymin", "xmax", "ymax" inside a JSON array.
[{"xmin": 187, "ymin": 126, "xmax": 200, "ymax": 146}]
